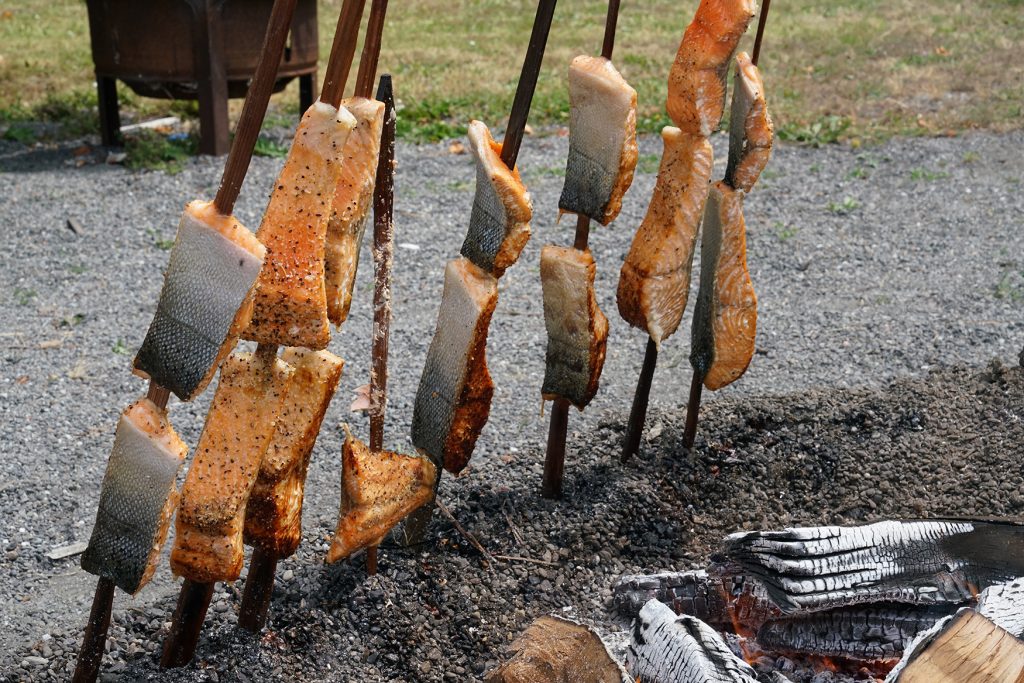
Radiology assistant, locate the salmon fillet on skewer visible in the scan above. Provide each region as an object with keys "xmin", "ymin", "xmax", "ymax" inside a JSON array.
[
  {"xmin": 243, "ymin": 101, "xmax": 357, "ymax": 349},
  {"xmin": 725, "ymin": 52, "xmax": 774, "ymax": 193},
  {"xmin": 133, "ymin": 201, "xmax": 266, "ymax": 401},
  {"xmin": 244, "ymin": 348, "xmax": 344, "ymax": 558},
  {"xmin": 558, "ymin": 55, "xmax": 638, "ymax": 226},
  {"xmin": 170, "ymin": 350, "xmax": 294, "ymax": 583},
  {"xmin": 81, "ymin": 399, "xmax": 187, "ymax": 595},
  {"xmin": 617, "ymin": 128, "xmax": 714, "ymax": 345},
  {"xmin": 540, "ymin": 246, "xmax": 609, "ymax": 409}
]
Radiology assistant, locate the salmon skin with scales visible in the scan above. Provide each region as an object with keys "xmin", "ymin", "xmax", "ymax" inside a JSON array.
[
  {"xmin": 326, "ymin": 429, "xmax": 436, "ymax": 563},
  {"xmin": 666, "ymin": 0, "xmax": 755, "ymax": 137},
  {"xmin": 725, "ymin": 52, "xmax": 773, "ymax": 193},
  {"xmin": 690, "ymin": 181, "xmax": 757, "ymax": 390},
  {"xmin": 411, "ymin": 256, "xmax": 497, "ymax": 474},
  {"xmin": 81, "ymin": 399, "xmax": 187, "ymax": 595},
  {"xmin": 558, "ymin": 55, "xmax": 638, "ymax": 225},
  {"xmin": 133, "ymin": 200, "xmax": 265, "ymax": 401},
  {"xmin": 459, "ymin": 121, "xmax": 533, "ymax": 278},
  {"xmin": 243, "ymin": 101, "xmax": 357, "ymax": 349},
  {"xmin": 170, "ymin": 350, "xmax": 293, "ymax": 583},
  {"xmin": 325, "ymin": 96, "xmax": 385, "ymax": 327},
  {"xmin": 541, "ymin": 246, "xmax": 609, "ymax": 409},
  {"xmin": 617, "ymin": 128, "xmax": 713, "ymax": 345},
  {"xmin": 244, "ymin": 348, "xmax": 344, "ymax": 558}
]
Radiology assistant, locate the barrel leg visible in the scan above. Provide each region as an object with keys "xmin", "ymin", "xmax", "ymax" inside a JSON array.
[
  {"xmin": 96, "ymin": 75, "xmax": 121, "ymax": 147},
  {"xmin": 193, "ymin": 0, "xmax": 229, "ymax": 155},
  {"xmin": 299, "ymin": 71, "xmax": 317, "ymax": 114}
]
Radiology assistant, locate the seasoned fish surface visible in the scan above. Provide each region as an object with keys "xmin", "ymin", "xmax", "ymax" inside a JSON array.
[
  {"xmin": 244, "ymin": 348, "xmax": 344, "ymax": 557},
  {"xmin": 690, "ymin": 182, "xmax": 757, "ymax": 390},
  {"xmin": 325, "ymin": 96, "xmax": 385, "ymax": 326},
  {"xmin": 559, "ymin": 55, "xmax": 638, "ymax": 225},
  {"xmin": 170, "ymin": 351, "xmax": 293, "ymax": 583},
  {"xmin": 133, "ymin": 200, "xmax": 265, "ymax": 401},
  {"xmin": 460, "ymin": 121, "xmax": 533, "ymax": 278},
  {"xmin": 725, "ymin": 52, "xmax": 773, "ymax": 193},
  {"xmin": 617, "ymin": 129, "xmax": 713, "ymax": 344},
  {"xmin": 541, "ymin": 246, "xmax": 609, "ymax": 409},
  {"xmin": 327, "ymin": 430, "xmax": 436, "ymax": 562},
  {"xmin": 244, "ymin": 101, "xmax": 357, "ymax": 349},
  {"xmin": 81, "ymin": 399, "xmax": 187, "ymax": 595},
  {"xmin": 411, "ymin": 257, "xmax": 497, "ymax": 474},
  {"xmin": 666, "ymin": 0, "xmax": 755, "ymax": 137}
]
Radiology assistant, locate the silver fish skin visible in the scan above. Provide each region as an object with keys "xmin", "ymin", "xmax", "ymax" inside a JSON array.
[
  {"xmin": 81, "ymin": 399, "xmax": 187, "ymax": 595},
  {"xmin": 134, "ymin": 201, "xmax": 265, "ymax": 401},
  {"xmin": 725, "ymin": 52, "xmax": 773, "ymax": 193},
  {"xmin": 558, "ymin": 55, "xmax": 638, "ymax": 225}
]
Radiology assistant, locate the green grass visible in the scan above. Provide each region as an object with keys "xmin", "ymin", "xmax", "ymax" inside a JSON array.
[
  {"xmin": 827, "ymin": 196, "xmax": 860, "ymax": 214},
  {"xmin": 14, "ymin": 287, "xmax": 36, "ymax": 306},
  {"xmin": 124, "ymin": 131, "xmax": 197, "ymax": 174},
  {"xmin": 774, "ymin": 221, "xmax": 799, "ymax": 241},
  {"xmin": 253, "ymin": 136, "xmax": 290, "ymax": 158},
  {"xmin": 909, "ymin": 167, "xmax": 951, "ymax": 182}
]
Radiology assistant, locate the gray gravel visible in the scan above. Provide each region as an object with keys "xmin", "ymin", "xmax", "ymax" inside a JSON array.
[{"xmin": 0, "ymin": 128, "xmax": 1022, "ymax": 681}]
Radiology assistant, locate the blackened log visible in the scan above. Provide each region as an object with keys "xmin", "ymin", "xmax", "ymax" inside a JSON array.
[{"xmin": 977, "ymin": 577, "xmax": 1024, "ymax": 638}]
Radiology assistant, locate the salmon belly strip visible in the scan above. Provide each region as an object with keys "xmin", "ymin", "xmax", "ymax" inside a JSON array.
[
  {"xmin": 244, "ymin": 101, "xmax": 357, "ymax": 349},
  {"xmin": 170, "ymin": 351, "xmax": 294, "ymax": 583},
  {"xmin": 324, "ymin": 96, "xmax": 385, "ymax": 327},
  {"xmin": 540, "ymin": 246, "xmax": 609, "ymax": 409},
  {"xmin": 460, "ymin": 121, "xmax": 533, "ymax": 279},
  {"xmin": 666, "ymin": 0, "xmax": 755, "ymax": 137},
  {"xmin": 81, "ymin": 399, "xmax": 187, "ymax": 595},
  {"xmin": 617, "ymin": 128, "xmax": 713, "ymax": 345},
  {"xmin": 690, "ymin": 181, "xmax": 757, "ymax": 391},
  {"xmin": 244, "ymin": 348, "xmax": 344, "ymax": 558},
  {"xmin": 411, "ymin": 256, "xmax": 497, "ymax": 474},
  {"xmin": 725, "ymin": 52, "xmax": 774, "ymax": 193},
  {"xmin": 326, "ymin": 430, "xmax": 436, "ymax": 563},
  {"xmin": 558, "ymin": 55, "xmax": 638, "ymax": 226},
  {"xmin": 133, "ymin": 200, "xmax": 265, "ymax": 401}
]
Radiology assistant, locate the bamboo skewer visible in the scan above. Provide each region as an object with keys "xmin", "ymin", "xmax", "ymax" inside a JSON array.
[{"xmin": 321, "ymin": 0, "xmax": 368, "ymax": 107}]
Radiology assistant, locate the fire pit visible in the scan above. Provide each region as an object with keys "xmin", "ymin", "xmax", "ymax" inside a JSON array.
[{"xmin": 84, "ymin": 0, "xmax": 319, "ymax": 154}]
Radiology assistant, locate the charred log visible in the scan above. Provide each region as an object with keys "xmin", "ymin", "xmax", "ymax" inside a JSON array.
[{"xmin": 977, "ymin": 578, "xmax": 1024, "ymax": 638}]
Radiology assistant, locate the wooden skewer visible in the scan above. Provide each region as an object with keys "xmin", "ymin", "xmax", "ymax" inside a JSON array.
[
  {"xmin": 750, "ymin": 0, "xmax": 771, "ymax": 67},
  {"xmin": 320, "ymin": 0, "xmax": 368, "ymax": 108},
  {"xmin": 237, "ymin": 546, "xmax": 278, "ymax": 632},
  {"xmin": 601, "ymin": 0, "xmax": 621, "ymax": 61},
  {"xmin": 354, "ymin": 0, "xmax": 390, "ymax": 100},
  {"xmin": 160, "ymin": 579, "xmax": 215, "ymax": 669},
  {"xmin": 621, "ymin": 337, "xmax": 657, "ymax": 461}
]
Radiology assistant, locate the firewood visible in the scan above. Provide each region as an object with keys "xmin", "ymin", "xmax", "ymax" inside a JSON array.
[{"xmin": 977, "ymin": 578, "xmax": 1024, "ymax": 638}]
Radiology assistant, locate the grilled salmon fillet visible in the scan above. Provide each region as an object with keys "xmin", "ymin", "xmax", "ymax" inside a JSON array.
[
  {"xmin": 170, "ymin": 350, "xmax": 294, "ymax": 583},
  {"xmin": 411, "ymin": 256, "xmax": 497, "ymax": 474},
  {"xmin": 725, "ymin": 52, "xmax": 773, "ymax": 193},
  {"xmin": 617, "ymin": 128, "xmax": 714, "ymax": 345},
  {"xmin": 244, "ymin": 101, "xmax": 357, "ymax": 349},
  {"xmin": 325, "ymin": 96, "xmax": 385, "ymax": 327},
  {"xmin": 133, "ymin": 200, "xmax": 265, "ymax": 401},
  {"xmin": 460, "ymin": 121, "xmax": 533, "ymax": 278},
  {"xmin": 666, "ymin": 0, "xmax": 756, "ymax": 137},
  {"xmin": 540, "ymin": 245, "xmax": 609, "ymax": 409},
  {"xmin": 81, "ymin": 399, "xmax": 187, "ymax": 595},
  {"xmin": 244, "ymin": 348, "xmax": 344, "ymax": 558},
  {"xmin": 326, "ymin": 429, "xmax": 436, "ymax": 562},
  {"xmin": 690, "ymin": 181, "xmax": 757, "ymax": 390},
  {"xmin": 558, "ymin": 55, "xmax": 638, "ymax": 226}
]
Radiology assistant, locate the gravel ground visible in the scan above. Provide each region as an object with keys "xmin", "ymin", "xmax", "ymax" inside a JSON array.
[{"xmin": 0, "ymin": 128, "xmax": 1022, "ymax": 681}]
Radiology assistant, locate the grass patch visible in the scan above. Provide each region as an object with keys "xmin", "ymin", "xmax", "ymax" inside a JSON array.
[
  {"xmin": 827, "ymin": 197, "xmax": 860, "ymax": 214},
  {"xmin": 774, "ymin": 221, "xmax": 799, "ymax": 241},
  {"xmin": 994, "ymin": 266, "xmax": 1024, "ymax": 302},
  {"xmin": 14, "ymin": 287, "xmax": 37, "ymax": 306},
  {"xmin": 111, "ymin": 339, "xmax": 130, "ymax": 355},
  {"xmin": 125, "ymin": 131, "xmax": 197, "ymax": 174},
  {"xmin": 909, "ymin": 167, "xmax": 950, "ymax": 181},
  {"xmin": 253, "ymin": 137, "xmax": 290, "ymax": 158}
]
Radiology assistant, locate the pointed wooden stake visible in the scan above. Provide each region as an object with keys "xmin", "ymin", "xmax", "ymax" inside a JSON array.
[
  {"xmin": 160, "ymin": 579, "xmax": 215, "ymax": 669},
  {"xmin": 621, "ymin": 337, "xmax": 657, "ymax": 461},
  {"xmin": 237, "ymin": 546, "xmax": 278, "ymax": 633}
]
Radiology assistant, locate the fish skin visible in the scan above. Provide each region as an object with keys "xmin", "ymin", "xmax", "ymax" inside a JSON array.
[
  {"xmin": 459, "ymin": 121, "xmax": 533, "ymax": 279},
  {"xmin": 559, "ymin": 55, "xmax": 638, "ymax": 226},
  {"xmin": 244, "ymin": 348, "xmax": 344, "ymax": 558},
  {"xmin": 725, "ymin": 52, "xmax": 773, "ymax": 193},
  {"xmin": 411, "ymin": 257, "xmax": 497, "ymax": 474},
  {"xmin": 325, "ymin": 96, "xmax": 385, "ymax": 327},
  {"xmin": 170, "ymin": 351, "xmax": 293, "ymax": 583},
  {"xmin": 81, "ymin": 399, "xmax": 187, "ymax": 595},
  {"xmin": 326, "ymin": 429, "xmax": 436, "ymax": 563},
  {"xmin": 617, "ymin": 128, "xmax": 713, "ymax": 345},
  {"xmin": 666, "ymin": 0, "xmax": 756, "ymax": 137},
  {"xmin": 244, "ymin": 101, "xmax": 357, "ymax": 349},
  {"xmin": 133, "ymin": 200, "xmax": 265, "ymax": 401},
  {"xmin": 690, "ymin": 181, "xmax": 757, "ymax": 390},
  {"xmin": 540, "ymin": 245, "xmax": 609, "ymax": 409}
]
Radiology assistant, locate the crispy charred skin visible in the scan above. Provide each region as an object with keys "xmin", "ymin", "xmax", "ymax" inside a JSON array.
[
  {"xmin": 81, "ymin": 399, "xmax": 187, "ymax": 595},
  {"xmin": 133, "ymin": 200, "xmax": 265, "ymax": 401},
  {"xmin": 325, "ymin": 96, "xmax": 385, "ymax": 327},
  {"xmin": 459, "ymin": 121, "xmax": 533, "ymax": 279},
  {"xmin": 666, "ymin": 0, "xmax": 756, "ymax": 137},
  {"xmin": 411, "ymin": 257, "xmax": 498, "ymax": 474},
  {"xmin": 617, "ymin": 129, "xmax": 713, "ymax": 345},
  {"xmin": 326, "ymin": 430, "xmax": 436, "ymax": 562},
  {"xmin": 244, "ymin": 101, "xmax": 357, "ymax": 349},
  {"xmin": 558, "ymin": 55, "xmax": 638, "ymax": 225},
  {"xmin": 725, "ymin": 52, "xmax": 773, "ymax": 193},
  {"xmin": 244, "ymin": 348, "xmax": 344, "ymax": 558},
  {"xmin": 540, "ymin": 245, "xmax": 609, "ymax": 409},
  {"xmin": 170, "ymin": 351, "xmax": 293, "ymax": 583}
]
